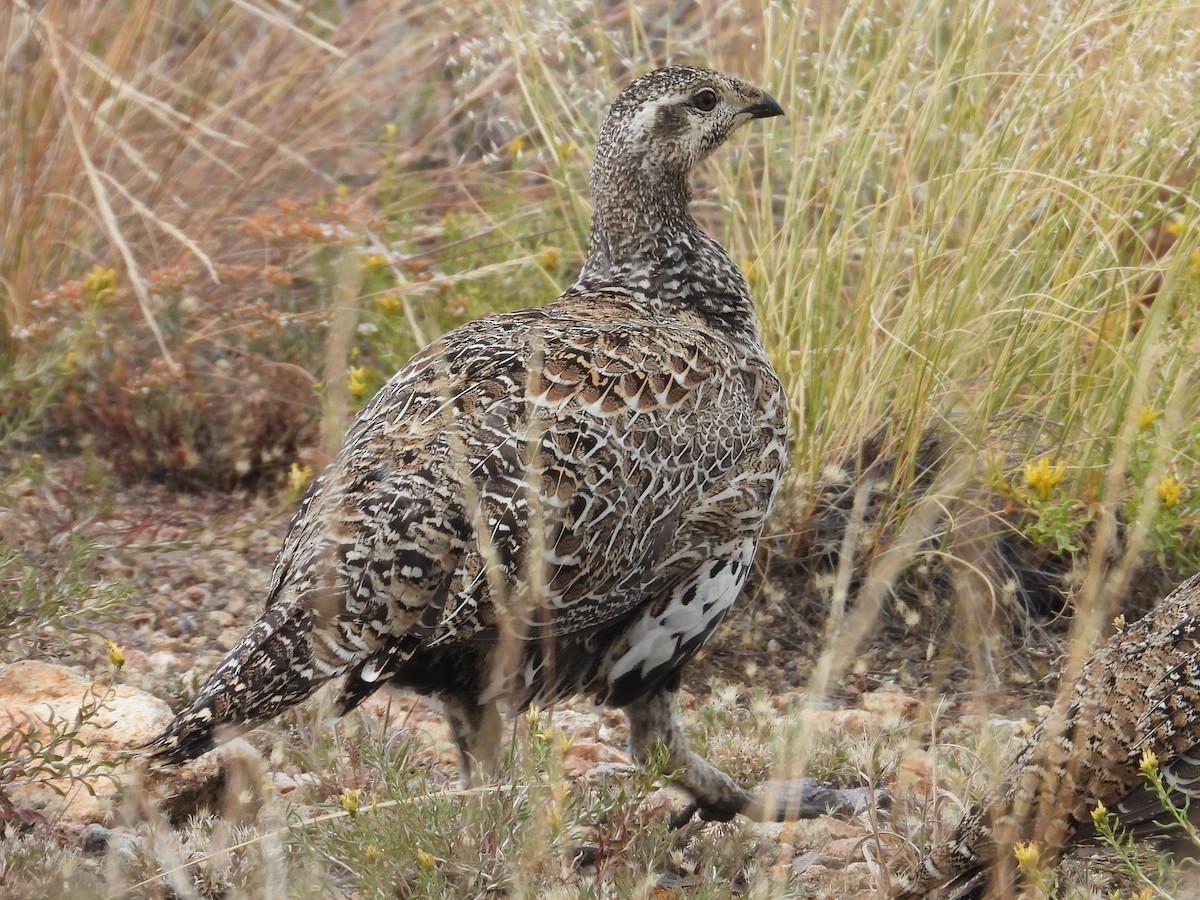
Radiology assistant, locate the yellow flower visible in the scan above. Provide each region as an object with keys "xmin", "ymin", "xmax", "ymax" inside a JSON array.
[
  {"xmin": 525, "ymin": 703, "xmax": 542, "ymax": 729},
  {"xmin": 105, "ymin": 639, "xmax": 125, "ymax": 670},
  {"xmin": 348, "ymin": 366, "xmax": 368, "ymax": 398},
  {"xmin": 509, "ymin": 134, "xmax": 526, "ymax": 157},
  {"xmin": 338, "ymin": 787, "xmax": 362, "ymax": 816},
  {"xmin": 1139, "ymin": 746, "xmax": 1159, "ymax": 775},
  {"xmin": 385, "ymin": 122, "xmax": 398, "ymax": 142},
  {"xmin": 539, "ymin": 246, "xmax": 560, "ymax": 268},
  {"xmin": 415, "ymin": 848, "xmax": 436, "ymax": 868},
  {"xmin": 362, "ymin": 252, "xmax": 389, "ymax": 271},
  {"xmin": 364, "ymin": 845, "xmax": 380, "ymax": 860},
  {"xmin": 83, "ymin": 265, "xmax": 118, "ymax": 302},
  {"xmin": 375, "ymin": 293, "xmax": 402, "ymax": 313},
  {"xmin": 1164, "ymin": 216, "xmax": 1184, "ymax": 237},
  {"xmin": 287, "ymin": 462, "xmax": 314, "ymax": 499},
  {"xmin": 1155, "ymin": 473, "xmax": 1184, "ymax": 508},
  {"xmin": 1023, "ymin": 458, "xmax": 1065, "ymax": 501},
  {"xmin": 1091, "ymin": 800, "xmax": 1109, "ymax": 828},
  {"xmin": 61, "ymin": 349, "xmax": 78, "ymax": 373},
  {"xmin": 1013, "ymin": 840, "xmax": 1040, "ymax": 873},
  {"xmin": 1112, "ymin": 613, "xmax": 1126, "ymax": 632},
  {"xmin": 1135, "ymin": 405, "xmax": 1158, "ymax": 430}
]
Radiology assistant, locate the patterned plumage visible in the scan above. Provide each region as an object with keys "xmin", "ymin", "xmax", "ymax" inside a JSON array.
[
  {"xmin": 148, "ymin": 67, "xmax": 869, "ymax": 823},
  {"xmin": 897, "ymin": 573, "xmax": 1200, "ymax": 898}
]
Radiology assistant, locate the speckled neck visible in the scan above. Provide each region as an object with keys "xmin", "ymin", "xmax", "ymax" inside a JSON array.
[{"xmin": 571, "ymin": 159, "xmax": 760, "ymax": 339}]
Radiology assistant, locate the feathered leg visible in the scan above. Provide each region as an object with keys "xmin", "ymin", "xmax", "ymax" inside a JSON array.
[{"xmin": 442, "ymin": 694, "xmax": 503, "ymax": 785}]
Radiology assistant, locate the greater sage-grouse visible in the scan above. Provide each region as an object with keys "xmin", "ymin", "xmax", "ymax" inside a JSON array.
[
  {"xmin": 148, "ymin": 66, "xmax": 869, "ymax": 824},
  {"xmin": 897, "ymin": 572, "xmax": 1200, "ymax": 898}
]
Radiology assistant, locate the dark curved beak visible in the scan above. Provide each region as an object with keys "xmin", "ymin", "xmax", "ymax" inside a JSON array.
[{"xmin": 740, "ymin": 92, "xmax": 785, "ymax": 119}]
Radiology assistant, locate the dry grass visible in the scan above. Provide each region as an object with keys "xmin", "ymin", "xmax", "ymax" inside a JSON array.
[{"xmin": 4, "ymin": 0, "xmax": 1200, "ymax": 897}]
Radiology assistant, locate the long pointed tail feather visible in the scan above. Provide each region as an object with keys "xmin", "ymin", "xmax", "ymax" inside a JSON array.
[{"xmin": 145, "ymin": 601, "xmax": 326, "ymax": 766}]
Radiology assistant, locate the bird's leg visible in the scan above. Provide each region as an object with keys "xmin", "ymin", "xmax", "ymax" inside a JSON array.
[
  {"xmin": 623, "ymin": 689, "xmax": 881, "ymax": 826},
  {"xmin": 441, "ymin": 695, "xmax": 503, "ymax": 786}
]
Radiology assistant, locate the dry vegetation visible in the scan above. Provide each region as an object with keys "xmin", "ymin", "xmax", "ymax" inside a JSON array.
[{"xmin": 4, "ymin": 0, "xmax": 1200, "ymax": 897}]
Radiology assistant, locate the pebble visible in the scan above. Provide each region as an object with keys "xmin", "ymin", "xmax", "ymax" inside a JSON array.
[
  {"xmin": 82, "ymin": 823, "xmax": 110, "ymax": 853},
  {"xmin": 148, "ymin": 650, "xmax": 180, "ymax": 671},
  {"xmin": 217, "ymin": 627, "xmax": 242, "ymax": 650}
]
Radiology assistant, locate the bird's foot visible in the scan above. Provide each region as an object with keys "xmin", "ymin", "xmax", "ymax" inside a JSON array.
[
  {"xmin": 671, "ymin": 778, "xmax": 889, "ymax": 828},
  {"xmin": 743, "ymin": 778, "xmax": 889, "ymax": 822}
]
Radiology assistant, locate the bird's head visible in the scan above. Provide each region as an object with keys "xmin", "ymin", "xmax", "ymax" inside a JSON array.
[{"xmin": 592, "ymin": 66, "xmax": 784, "ymax": 186}]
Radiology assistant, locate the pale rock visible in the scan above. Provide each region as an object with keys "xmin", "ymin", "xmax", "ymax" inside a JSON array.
[
  {"xmin": 0, "ymin": 660, "xmax": 262, "ymax": 837},
  {"xmin": 563, "ymin": 739, "xmax": 628, "ymax": 776},
  {"xmin": 860, "ymin": 687, "xmax": 919, "ymax": 719},
  {"xmin": 799, "ymin": 707, "xmax": 877, "ymax": 736},
  {"xmin": 896, "ymin": 751, "xmax": 932, "ymax": 793},
  {"xmin": 822, "ymin": 836, "xmax": 866, "ymax": 862},
  {"xmin": 147, "ymin": 651, "xmax": 180, "ymax": 672}
]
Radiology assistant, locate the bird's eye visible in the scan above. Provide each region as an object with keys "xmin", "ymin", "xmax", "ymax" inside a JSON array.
[{"xmin": 693, "ymin": 88, "xmax": 718, "ymax": 112}]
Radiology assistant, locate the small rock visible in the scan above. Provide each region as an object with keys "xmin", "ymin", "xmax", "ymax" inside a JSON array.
[
  {"xmin": 82, "ymin": 823, "xmax": 110, "ymax": 853},
  {"xmin": 792, "ymin": 849, "xmax": 822, "ymax": 874},
  {"xmin": 897, "ymin": 752, "xmax": 931, "ymax": 793},
  {"xmin": 860, "ymin": 688, "xmax": 919, "ymax": 719},
  {"xmin": 800, "ymin": 707, "xmax": 877, "ymax": 736},
  {"xmin": 269, "ymin": 771, "xmax": 319, "ymax": 795},
  {"xmin": 822, "ymin": 837, "xmax": 865, "ymax": 862},
  {"xmin": 184, "ymin": 584, "xmax": 210, "ymax": 604},
  {"xmin": 795, "ymin": 863, "xmax": 834, "ymax": 886},
  {"xmin": 225, "ymin": 589, "xmax": 248, "ymax": 616},
  {"xmin": 217, "ymin": 627, "xmax": 242, "ymax": 650},
  {"xmin": 147, "ymin": 651, "xmax": 180, "ymax": 672},
  {"xmin": 564, "ymin": 740, "xmax": 627, "ymax": 776}
]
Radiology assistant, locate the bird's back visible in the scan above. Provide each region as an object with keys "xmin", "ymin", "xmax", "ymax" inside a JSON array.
[{"xmin": 898, "ymin": 573, "xmax": 1200, "ymax": 898}]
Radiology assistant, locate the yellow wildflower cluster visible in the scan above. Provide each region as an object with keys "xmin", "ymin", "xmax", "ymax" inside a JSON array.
[
  {"xmin": 375, "ymin": 293, "xmax": 402, "ymax": 313},
  {"xmin": 524, "ymin": 702, "xmax": 555, "ymax": 745},
  {"xmin": 1139, "ymin": 746, "xmax": 1159, "ymax": 775},
  {"xmin": 1012, "ymin": 840, "xmax": 1041, "ymax": 874},
  {"xmin": 105, "ymin": 639, "xmax": 125, "ymax": 670},
  {"xmin": 1135, "ymin": 405, "xmax": 1158, "ymax": 430},
  {"xmin": 83, "ymin": 265, "xmax": 118, "ymax": 302},
  {"xmin": 287, "ymin": 462, "xmax": 314, "ymax": 500},
  {"xmin": 1090, "ymin": 800, "xmax": 1109, "ymax": 828},
  {"xmin": 349, "ymin": 366, "xmax": 370, "ymax": 399},
  {"xmin": 1023, "ymin": 458, "xmax": 1065, "ymax": 501},
  {"xmin": 338, "ymin": 787, "xmax": 363, "ymax": 816},
  {"xmin": 1156, "ymin": 473, "xmax": 1185, "ymax": 508}
]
